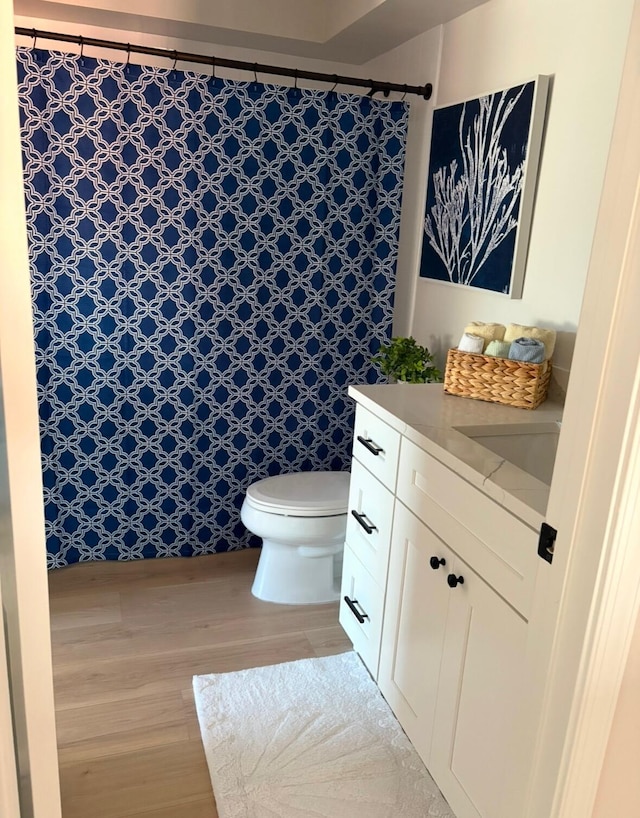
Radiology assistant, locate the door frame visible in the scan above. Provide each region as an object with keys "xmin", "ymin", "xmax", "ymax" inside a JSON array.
[
  {"xmin": 0, "ymin": 2, "xmax": 62, "ymax": 816},
  {"xmin": 523, "ymin": 0, "xmax": 640, "ymax": 814},
  {"xmin": 0, "ymin": 581, "xmax": 21, "ymax": 818}
]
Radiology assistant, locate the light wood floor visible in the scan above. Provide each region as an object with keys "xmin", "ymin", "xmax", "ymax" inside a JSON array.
[{"xmin": 48, "ymin": 548, "xmax": 352, "ymax": 818}]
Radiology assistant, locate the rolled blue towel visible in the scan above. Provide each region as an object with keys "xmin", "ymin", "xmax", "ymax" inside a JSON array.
[
  {"xmin": 508, "ymin": 337, "xmax": 545, "ymax": 364},
  {"xmin": 485, "ymin": 340, "xmax": 511, "ymax": 358}
]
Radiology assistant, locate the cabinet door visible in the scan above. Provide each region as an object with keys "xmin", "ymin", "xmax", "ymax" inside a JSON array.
[
  {"xmin": 352, "ymin": 404, "xmax": 401, "ymax": 491},
  {"xmin": 430, "ymin": 557, "xmax": 527, "ymax": 818},
  {"xmin": 339, "ymin": 544, "xmax": 385, "ymax": 679},
  {"xmin": 378, "ymin": 501, "xmax": 451, "ymax": 764},
  {"xmin": 345, "ymin": 458, "xmax": 394, "ymax": 587}
]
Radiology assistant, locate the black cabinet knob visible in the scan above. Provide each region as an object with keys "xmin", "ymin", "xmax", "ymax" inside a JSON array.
[
  {"xmin": 429, "ymin": 556, "xmax": 446, "ymax": 570},
  {"xmin": 447, "ymin": 573, "xmax": 465, "ymax": 588}
]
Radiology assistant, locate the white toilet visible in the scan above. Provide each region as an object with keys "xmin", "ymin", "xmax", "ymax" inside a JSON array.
[{"xmin": 240, "ymin": 470, "xmax": 351, "ymax": 605}]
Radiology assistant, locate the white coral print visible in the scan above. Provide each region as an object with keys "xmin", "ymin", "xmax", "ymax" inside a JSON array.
[{"xmin": 424, "ymin": 86, "xmax": 525, "ymax": 286}]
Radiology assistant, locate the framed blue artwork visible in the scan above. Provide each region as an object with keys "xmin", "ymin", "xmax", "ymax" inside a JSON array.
[{"xmin": 419, "ymin": 76, "xmax": 549, "ymax": 298}]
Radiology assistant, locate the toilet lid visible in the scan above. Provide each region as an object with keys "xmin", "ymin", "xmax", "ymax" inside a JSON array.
[{"xmin": 245, "ymin": 471, "xmax": 351, "ymax": 517}]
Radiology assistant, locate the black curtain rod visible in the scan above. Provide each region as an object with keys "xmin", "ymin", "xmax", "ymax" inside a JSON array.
[{"xmin": 15, "ymin": 26, "xmax": 433, "ymax": 100}]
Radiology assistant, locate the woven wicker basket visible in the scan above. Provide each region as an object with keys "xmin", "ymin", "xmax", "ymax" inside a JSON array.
[{"xmin": 443, "ymin": 348, "xmax": 552, "ymax": 410}]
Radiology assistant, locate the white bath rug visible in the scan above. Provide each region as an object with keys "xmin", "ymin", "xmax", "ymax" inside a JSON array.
[{"xmin": 193, "ymin": 651, "xmax": 456, "ymax": 817}]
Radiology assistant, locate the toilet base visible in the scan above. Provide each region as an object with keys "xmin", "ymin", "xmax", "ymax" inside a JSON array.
[{"xmin": 251, "ymin": 539, "xmax": 342, "ymax": 605}]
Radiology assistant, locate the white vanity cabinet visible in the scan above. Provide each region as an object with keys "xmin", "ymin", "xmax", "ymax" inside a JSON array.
[
  {"xmin": 379, "ymin": 500, "xmax": 527, "ymax": 818},
  {"xmin": 341, "ymin": 390, "xmax": 544, "ymax": 818},
  {"xmin": 339, "ymin": 405, "xmax": 400, "ymax": 678}
]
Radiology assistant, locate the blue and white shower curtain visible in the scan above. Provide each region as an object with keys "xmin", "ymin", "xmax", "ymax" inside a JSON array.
[{"xmin": 17, "ymin": 47, "xmax": 408, "ymax": 567}]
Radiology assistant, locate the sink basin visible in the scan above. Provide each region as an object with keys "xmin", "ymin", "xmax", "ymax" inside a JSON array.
[{"xmin": 454, "ymin": 422, "xmax": 561, "ymax": 486}]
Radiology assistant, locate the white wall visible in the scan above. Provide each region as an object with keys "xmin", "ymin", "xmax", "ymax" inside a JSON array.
[{"xmin": 394, "ymin": 0, "xmax": 634, "ymax": 390}]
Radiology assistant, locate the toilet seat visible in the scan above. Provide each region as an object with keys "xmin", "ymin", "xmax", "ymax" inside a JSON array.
[{"xmin": 244, "ymin": 471, "xmax": 350, "ymax": 517}]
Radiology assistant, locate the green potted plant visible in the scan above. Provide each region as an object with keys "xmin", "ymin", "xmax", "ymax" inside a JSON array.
[{"xmin": 371, "ymin": 336, "xmax": 442, "ymax": 383}]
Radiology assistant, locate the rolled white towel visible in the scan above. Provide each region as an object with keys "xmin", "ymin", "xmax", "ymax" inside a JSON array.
[
  {"xmin": 463, "ymin": 321, "xmax": 506, "ymax": 349},
  {"xmin": 508, "ymin": 337, "xmax": 546, "ymax": 364},
  {"xmin": 504, "ymin": 324, "xmax": 556, "ymax": 360},
  {"xmin": 457, "ymin": 332, "xmax": 485, "ymax": 354}
]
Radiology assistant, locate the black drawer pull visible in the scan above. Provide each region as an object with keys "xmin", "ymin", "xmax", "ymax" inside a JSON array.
[
  {"xmin": 344, "ymin": 596, "xmax": 369, "ymax": 624},
  {"xmin": 447, "ymin": 574, "xmax": 465, "ymax": 588},
  {"xmin": 430, "ymin": 556, "xmax": 446, "ymax": 570},
  {"xmin": 357, "ymin": 435, "xmax": 384, "ymax": 456},
  {"xmin": 351, "ymin": 509, "xmax": 378, "ymax": 534}
]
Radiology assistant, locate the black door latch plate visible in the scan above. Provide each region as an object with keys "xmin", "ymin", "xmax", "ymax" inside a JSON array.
[{"xmin": 538, "ymin": 522, "xmax": 557, "ymax": 564}]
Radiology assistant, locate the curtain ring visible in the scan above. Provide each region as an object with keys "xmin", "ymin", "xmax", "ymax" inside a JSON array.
[
  {"xmin": 292, "ymin": 69, "xmax": 302, "ymax": 98},
  {"xmin": 401, "ymin": 84, "xmax": 408, "ymax": 102},
  {"xmin": 31, "ymin": 28, "xmax": 43, "ymax": 63},
  {"xmin": 125, "ymin": 43, "xmax": 131, "ymax": 67},
  {"xmin": 253, "ymin": 63, "xmax": 258, "ymax": 84},
  {"xmin": 211, "ymin": 55, "xmax": 216, "ymax": 79},
  {"xmin": 329, "ymin": 74, "xmax": 338, "ymax": 93},
  {"xmin": 78, "ymin": 35, "xmax": 84, "ymax": 60},
  {"xmin": 171, "ymin": 50, "xmax": 178, "ymax": 72}
]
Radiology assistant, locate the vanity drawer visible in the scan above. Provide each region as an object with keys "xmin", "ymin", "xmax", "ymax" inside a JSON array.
[
  {"xmin": 397, "ymin": 438, "xmax": 538, "ymax": 617},
  {"xmin": 352, "ymin": 404, "xmax": 401, "ymax": 491},
  {"xmin": 345, "ymin": 458, "xmax": 394, "ymax": 587},
  {"xmin": 339, "ymin": 544, "xmax": 385, "ymax": 680}
]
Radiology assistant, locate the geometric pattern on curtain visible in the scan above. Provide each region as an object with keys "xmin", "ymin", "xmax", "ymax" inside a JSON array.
[{"xmin": 17, "ymin": 47, "xmax": 408, "ymax": 567}]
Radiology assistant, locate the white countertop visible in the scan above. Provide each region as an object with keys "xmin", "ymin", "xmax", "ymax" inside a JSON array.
[{"xmin": 348, "ymin": 383, "xmax": 564, "ymax": 529}]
